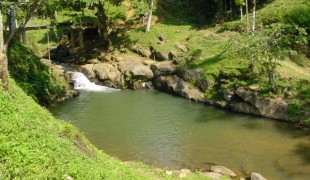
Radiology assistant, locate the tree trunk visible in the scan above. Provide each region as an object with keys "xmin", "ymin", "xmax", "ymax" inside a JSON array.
[
  {"xmin": 0, "ymin": 11, "xmax": 8, "ymax": 90},
  {"xmin": 240, "ymin": 6, "xmax": 243, "ymax": 20},
  {"xmin": 252, "ymin": 0, "xmax": 256, "ymax": 32},
  {"xmin": 96, "ymin": 2, "xmax": 109, "ymax": 46},
  {"xmin": 146, "ymin": 0, "xmax": 154, "ymax": 33},
  {"xmin": 78, "ymin": 30, "xmax": 84, "ymax": 49},
  {"xmin": 246, "ymin": 0, "xmax": 249, "ymax": 32}
]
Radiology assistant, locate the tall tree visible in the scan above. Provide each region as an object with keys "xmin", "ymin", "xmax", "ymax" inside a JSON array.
[
  {"xmin": 245, "ymin": 0, "xmax": 249, "ymax": 32},
  {"xmin": 146, "ymin": 0, "xmax": 154, "ymax": 33},
  {"xmin": 235, "ymin": 0, "xmax": 245, "ymax": 20},
  {"xmin": 252, "ymin": 0, "xmax": 256, "ymax": 32},
  {"xmin": 0, "ymin": 10, "xmax": 8, "ymax": 90},
  {"xmin": 0, "ymin": 0, "xmax": 47, "ymax": 90}
]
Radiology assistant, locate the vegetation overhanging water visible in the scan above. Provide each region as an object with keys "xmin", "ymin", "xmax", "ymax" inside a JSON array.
[{"xmin": 49, "ymin": 89, "xmax": 310, "ymax": 180}]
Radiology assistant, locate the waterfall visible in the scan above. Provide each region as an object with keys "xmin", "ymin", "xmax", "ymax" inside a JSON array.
[{"xmin": 68, "ymin": 71, "xmax": 120, "ymax": 92}]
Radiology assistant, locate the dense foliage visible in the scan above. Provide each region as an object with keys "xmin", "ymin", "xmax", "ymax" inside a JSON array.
[{"xmin": 8, "ymin": 41, "xmax": 68, "ymax": 105}]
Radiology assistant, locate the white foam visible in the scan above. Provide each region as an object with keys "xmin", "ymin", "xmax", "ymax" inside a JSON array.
[{"xmin": 68, "ymin": 71, "xmax": 120, "ymax": 92}]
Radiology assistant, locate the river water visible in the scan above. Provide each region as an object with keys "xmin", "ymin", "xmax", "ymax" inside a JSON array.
[{"xmin": 49, "ymin": 89, "xmax": 310, "ymax": 180}]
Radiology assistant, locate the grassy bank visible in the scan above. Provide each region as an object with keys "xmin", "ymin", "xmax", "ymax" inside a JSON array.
[{"xmin": 0, "ymin": 80, "xmax": 214, "ymax": 179}]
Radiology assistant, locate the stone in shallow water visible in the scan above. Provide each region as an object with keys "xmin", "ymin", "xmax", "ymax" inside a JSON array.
[
  {"xmin": 251, "ymin": 172, "xmax": 267, "ymax": 180},
  {"xmin": 202, "ymin": 172, "xmax": 224, "ymax": 180},
  {"xmin": 211, "ymin": 166, "xmax": 237, "ymax": 177}
]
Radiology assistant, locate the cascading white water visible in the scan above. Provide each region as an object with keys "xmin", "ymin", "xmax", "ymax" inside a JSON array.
[{"xmin": 68, "ymin": 71, "xmax": 120, "ymax": 92}]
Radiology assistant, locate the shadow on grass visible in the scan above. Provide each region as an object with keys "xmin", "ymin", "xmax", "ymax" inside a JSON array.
[
  {"xmin": 190, "ymin": 52, "xmax": 225, "ymax": 69},
  {"xmin": 109, "ymin": 29, "xmax": 137, "ymax": 51}
]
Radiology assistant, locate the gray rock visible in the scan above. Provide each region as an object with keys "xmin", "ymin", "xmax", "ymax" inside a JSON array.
[
  {"xmin": 80, "ymin": 64, "xmax": 95, "ymax": 78},
  {"xmin": 143, "ymin": 60, "xmax": 157, "ymax": 66},
  {"xmin": 231, "ymin": 102, "xmax": 259, "ymax": 114},
  {"xmin": 130, "ymin": 65, "xmax": 153, "ymax": 80},
  {"xmin": 234, "ymin": 87, "xmax": 288, "ymax": 120},
  {"xmin": 196, "ymin": 78, "xmax": 214, "ymax": 92},
  {"xmin": 132, "ymin": 45, "xmax": 151, "ymax": 57},
  {"xmin": 211, "ymin": 166, "xmax": 237, "ymax": 177},
  {"xmin": 155, "ymin": 51, "xmax": 171, "ymax": 61},
  {"xmin": 150, "ymin": 61, "xmax": 176, "ymax": 77},
  {"xmin": 202, "ymin": 172, "xmax": 224, "ymax": 180},
  {"xmin": 118, "ymin": 58, "xmax": 142, "ymax": 75},
  {"xmin": 93, "ymin": 63, "xmax": 124, "ymax": 88},
  {"xmin": 154, "ymin": 75, "xmax": 205, "ymax": 102},
  {"xmin": 251, "ymin": 172, "xmax": 267, "ymax": 180},
  {"xmin": 181, "ymin": 69, "xmax": 203, "ymax": 82},
  {"xmin": 223, "ymin": 88, "xmax": 235, "ymax": 101}
]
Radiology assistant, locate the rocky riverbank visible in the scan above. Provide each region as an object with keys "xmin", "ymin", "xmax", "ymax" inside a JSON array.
[{"xmin": 74, "ymin": 52, "xmax": 309, "ymax": 126}]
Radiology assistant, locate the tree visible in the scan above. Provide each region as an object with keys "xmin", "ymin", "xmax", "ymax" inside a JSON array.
[
  {"xmin": 146, "ymin": 0, "xmax": 154, "ymax": 33},
  {"xmin": 0, "ymin": 0, "xmax": 48, "ymax": 90},
  {"xmin": 252, "ymin": 0, "xmax": 256, "ymax": 32},
  {"xmin": 0, "ymin": 10, "xmax": 8, "ymax": 90},
  {"xmin": 245, "ymin": 0, "xmax": 249, "ymax": 32},
  {"xmin": 235, "ymin": 0, "xmax": 245, "ymax": 20}
]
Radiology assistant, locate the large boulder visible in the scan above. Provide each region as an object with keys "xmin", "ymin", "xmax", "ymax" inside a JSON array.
[
  {"xmin": 80, "ymin": 64, "xmax": 95, "ymax": 78},
  {"xmin": 118, "ymin": 58, "xmax": 153, "ymax": 80},
  {"xmin": 196, "ymin": 78, "xmax": 215, "ymax": 92},
  {"xmin": 181, "ymin": 69, "xmax": 203, "ymax": 82},
  {"xmin": 211, "ymin": 166, "xmax": 237, "ymax": 177},
  {"xmin": 130, "ymin": 64, "xmax": 154, "ymax": 80},
  {"xmin": 92, "ymin": 63, "xmax": 124, "ymax": 88},
  {"xmin": 154, "ymin": 75, "xmax": 205, "ymax": 102},
  {"xmin": 150, "ymin": 61, "xmax": 176, "ymax": 77},
  {"xmin": 232, "ymin": 87, "xmax": 289, "ymax": 120},
  {"xmin": 131, "ymin": 45, "xmax": 151, "ymax": 58},
  {"xmin": 118, "ymin": 58, "xmax": 142, "ymax": 75},
  {"xmin": 155, "ymin": 51, "xmax": 171, "ymax": 61}
]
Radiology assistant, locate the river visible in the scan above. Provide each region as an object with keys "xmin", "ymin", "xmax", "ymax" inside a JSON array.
[{"xmin": 49, "ymin": 74, "xmax": 310, "ymax": 179}]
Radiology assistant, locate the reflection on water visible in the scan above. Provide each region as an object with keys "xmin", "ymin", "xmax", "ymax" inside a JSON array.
[{"xmin": 49, "ymin": 89, "xmax": 310, "ymax": 180}]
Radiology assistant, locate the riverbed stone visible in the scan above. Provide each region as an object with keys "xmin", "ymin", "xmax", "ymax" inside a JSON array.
[
  {"xmin": 93, "ymin": 63, "xmax": 124, "ymax": 88},
  {"xmin": 251, "ymin": 172, "xmax": 267, "ymax": 180},
  {"xmin": 150, "ymin": 61, "xmax": 176, "ymax": 77},
  {"xmin": 154, "ymin": 75, "xmax": 205, "ymax": 102},
  {"xmin": 130, "ymin": 64, "xmax": 153, "ymax": 80},
  {"xmin": 196, "ymin": 78, "xmax": 214, "ymax": 91},
  {"xmin": 80, "ymin": 64, "xmax": 95, "ymax": 78},
  {"xmin": 233, "ymin": 87, "xmax": 289, "ymax": 120},
  {"xmin": 118, "ymin": 58, "xmax": 142, "ymax": 75},
  {"xmin": 202, "ymin": 172, "xmax": 224, "ymax": 180},
  {"xmin": 211, "ymin": 166, "xmax": 237, "ymax": 177},
  {"xmin": 223, "ymin": 88, "xmax": 235, "ymax": 101},
  {"xmin": 181, "ymin": 69, "xmax": 203, "ymax": 82}
]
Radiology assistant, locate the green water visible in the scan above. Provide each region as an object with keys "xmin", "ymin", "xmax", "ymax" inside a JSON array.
[{"xmin": 49, "ymin": 89, "xmax": 310, "ymax": 179}]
